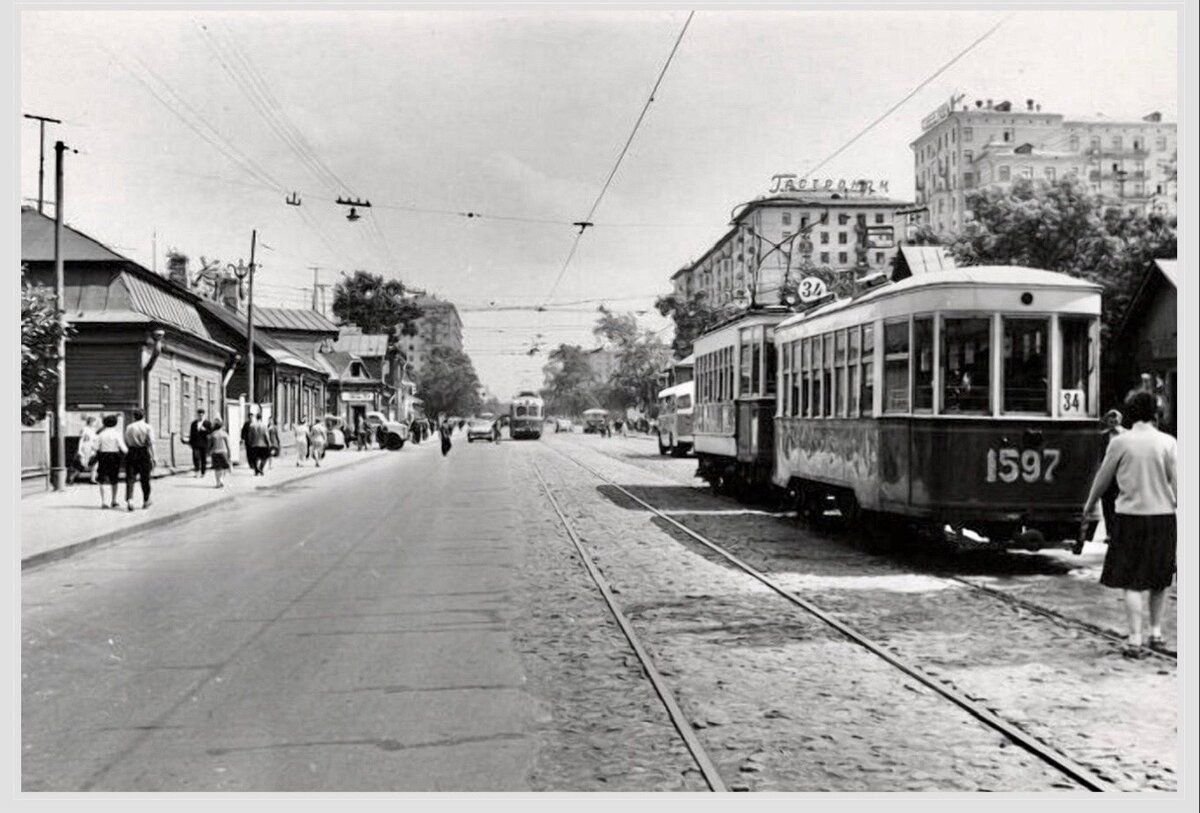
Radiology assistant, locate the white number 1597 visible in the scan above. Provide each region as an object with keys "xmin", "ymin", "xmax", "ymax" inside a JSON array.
[{"xmin": 986, "ymin": 447, "xmax": 1061, "ymax": 483}]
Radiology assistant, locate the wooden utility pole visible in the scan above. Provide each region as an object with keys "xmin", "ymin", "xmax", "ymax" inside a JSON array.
[
  {"xmin": 51, "ymin": 141, "xmax": 68, "ymax": 491},
  {"xmin": 24, "ymin": 113, "xmax": 61, "ymax": 215},
  {"xmin": 247, "ymin": 230, "xmax": 258, "ymax": 412}
]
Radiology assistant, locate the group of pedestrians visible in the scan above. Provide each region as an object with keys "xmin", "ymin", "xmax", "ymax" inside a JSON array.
[
  {"xmin": 71, "ymin": 409, "xmax": 158, "ymax": 511},
  {"xmin": 1083, "ymin": 377, "xmax": 1177, "ymax": 659}
]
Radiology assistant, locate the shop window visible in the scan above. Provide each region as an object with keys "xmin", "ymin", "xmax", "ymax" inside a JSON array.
[
  {"xmin": 1003, "ymin": 318, "xmax": 1049, "ymax": 413},
  {"xmin": 941, "ymin": 317, "xmax": 991, "ymax": 413},
  {"xmin": 1060, "ymin": 317, "xmax": 1095, "ymax": 417},
  {"xmin": 913, "ymin": 317, "xmax": 934, "ymax": 411},
  {"xmin": 883, "ymin": 320, "xmax": 910, "ymax": 413}
]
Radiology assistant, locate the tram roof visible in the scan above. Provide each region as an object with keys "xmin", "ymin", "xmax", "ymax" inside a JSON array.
[{"xmin": 777, "ymin": 265, "xmax": 1103, "ymax": 331}]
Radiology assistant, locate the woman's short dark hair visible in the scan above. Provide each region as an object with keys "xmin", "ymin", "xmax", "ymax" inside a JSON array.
[
  {"xmin": 102, "ymin": 414, "xmax": 119, "ymax": 427},
  {"xmin": 131, "ymin": 409, "xmax": 144, "ymax": 421},
  {"xmin": 1125, "ymin": 390, "xmax": 1158, "ymax": 424}
]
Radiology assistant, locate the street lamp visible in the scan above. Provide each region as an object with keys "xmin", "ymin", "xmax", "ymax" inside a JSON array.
[{"xmin": 228, "ymin": 234, "xmax": 257, "ymax": 411}]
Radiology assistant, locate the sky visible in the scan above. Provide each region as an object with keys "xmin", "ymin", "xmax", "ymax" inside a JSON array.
[{"xmin": 19, "ymin": 6, "xmax": 1178, "ymax": 397}]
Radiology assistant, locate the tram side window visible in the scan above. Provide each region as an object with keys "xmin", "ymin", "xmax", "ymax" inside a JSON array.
[
  {"xmin": 1003, "ymin": 318, "xmax": 1049, "ymax": 414},
  {"xmin": 941, "ymin": 317, "xmax": 991, "ymax": 413},
  {"xmin": 913, "ymin": 317, "xmax": 934, "ymax": 412},
  {"xmin": 834, "ymin": 330, "xmax": 847, "ymax": 417},
  {"xmin": 740, "ymin": 336, "xmax": 752, "ymax": 396},
  {"xmin": 780, "ymin": 342, "xmax": 791, "ymax": 416},
  {"xmin": 800, "ymin": 338, "xmax": 811, "ymax": 417},
  {"xmin": 791, "ymin": 339, "xmax": 802, "ymax": 416},
  {"xmin": 1060, "ymin": 317, "xmax": 1095, "ymax": 416},
  {"xmin": 764, "ymin": 332, "xmax": 777, "ymax": 397},
  {"xmin": 848, "ymin": 327, "xmax": 861, "ymax": 416},
  {"xmin": 861, "ymin": 324, "xmax": 875, "ymax": 416},
  {"xmin": 883, "ymin": 320, "xmax": 910, "ymax": 413},
  {"xmin": 822, "ymin": 332, "xmax": 834, "ymax": 417},
  {"xmin": 812, "ymin": 336, "xmax": 823, "ymax": 417}
]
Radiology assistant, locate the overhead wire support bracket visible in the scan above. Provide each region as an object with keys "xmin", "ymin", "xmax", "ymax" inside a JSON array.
[
  {"xmin": 573, "ymin": 221, "xmax": 594, "ymax": 234},
  {"xmin": 286, "ymin": 192, "xmax": 302, "ymax": 206}
]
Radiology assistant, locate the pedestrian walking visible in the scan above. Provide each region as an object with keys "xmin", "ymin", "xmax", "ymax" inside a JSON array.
[
  {"xmin": 1082, "ymin": 391, "xmax": 1177, "ymax": 658},
  {"xmin": 123, "ymin": 408, "xmax": 155, "ymax": 511},
  {"xmin": 1099, "ymin": 409, "xmax": 1126, "ymax": 545},
  {"xmin": 94, "ymin": 414, "xmax": 126, "ymax": 508},
  {"xmin": 409, "ymin": 417, "xmax": 421, "ymax": 446},
  {"xmin": 247, "ymin": 412, "xmax": 271, "ymax": 476},
  {"xmin": 356, "ymin": 417, "xmax": 369, "ymax": 451},
  {"xmin": 69, "ymin": 415, "xmax": 99, "ymax": 485},
  {"xmin": 295, "ymin": 416, "xmax": 311, "ymax": 466},
  {"xmin": 187, "ymin": 408, "xmax": 212, "ymax": 478},
  {"xmin": 267, "ymin": 417, "xmax": 282, "ymax": 470},
  {"xmin": 308, "ymin": 418, "xmax": 328, "ymax": 467},
  {"xmin": 438, "ymin": 414, "xmax": 453, "ymax": 457},
  {"xmin": 208, "ymin": 418, "xmax": 231, "ymax": 488}
]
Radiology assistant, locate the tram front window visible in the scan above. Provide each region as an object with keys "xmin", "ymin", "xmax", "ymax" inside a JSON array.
[
  {"xmin": 941, "ymin": 317, "xmax": 991, "ymax": 414},
  {"xmin": 1060, "ymin": 317, "xmax": 1095, "ymax": 417},
  {"xmin": 1003, "ymin": 318, "xmax": 1049, "ymax": 414}
]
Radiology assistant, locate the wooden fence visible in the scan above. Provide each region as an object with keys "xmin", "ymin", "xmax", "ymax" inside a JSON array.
[{"xmin": 21, "ymin": 421, "xmax": 51, "ymax": 491}]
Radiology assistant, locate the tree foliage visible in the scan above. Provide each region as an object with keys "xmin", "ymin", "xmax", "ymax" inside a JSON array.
[
  {"xmin": 21, "ymin": 273, "xmax": 72, "ymax": 425},
  {"xmin": 541, "ymin": 344, "xmax": 600, "ymax": 416},
  {"xmin": 593, "ymin": 306, "xmax": 671, "ymax": 412},
  {"xmin": 654, "ymin": 291, "xmax": 723, "ymax": 358},
  {"xmin": 948, "ymin": 177, "xmax": 1176, "ymax": 349},
  {"xmin": 414, "ymin": 345, "xmax": 482, "ymax": 418},
  {"xmin": 331, "ymin": 270, "xmax": 424, "ymax": 338}
]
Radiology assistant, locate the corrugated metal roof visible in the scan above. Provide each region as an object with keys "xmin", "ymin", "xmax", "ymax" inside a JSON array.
[
  {"xmin": 1155, "ymin": 259, "xmax": 1177, "ymax": 289},
  {"xmin": 898, "ymin": 245, "xmax": 958, "ymax": 275},
  {"xmin": 21, "ymin": 207, "xmax": 128, "ymax": 263},
  {"xmin": 122, "ymin": 271, "xmax": 209, "ymax": 335},
  {"xmin": 332, "ymin": 331, "xmax": 390, "ymax": 358},
  {"xmin": 252, "ymin": 306, "xmax": 340, "ymax": 333},
  {"xmin": 197, "ymin": 300, "xmax": 326, "ymax": 374}
]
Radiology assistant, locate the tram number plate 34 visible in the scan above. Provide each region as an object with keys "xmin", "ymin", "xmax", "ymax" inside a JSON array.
[{"xmin": 985, "ymin": 447, "xmax": 1061, "ymax": 484}]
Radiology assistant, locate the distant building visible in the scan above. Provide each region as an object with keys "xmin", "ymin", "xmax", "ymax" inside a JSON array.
[
  {"xmin": 670, "ymin": 191, "xmax": 913, "ymax": 309},
  {"xmin": 912, "ymin": 96, "xmax": 1177, "ymax": 233},
  {"xmin": 330, "ymin": 326, "xmax": 400, "ymax": 422},
  {"xmin": 586, "ymin": 347, "xmax": 620, "ymax": 382},
  {"xmin": 21, "ymin": 207, "xmax": 236, "ymax": 470},
  {"xmin": 399, "ymin": 294, "xmax": 463, "ymax": 374}
]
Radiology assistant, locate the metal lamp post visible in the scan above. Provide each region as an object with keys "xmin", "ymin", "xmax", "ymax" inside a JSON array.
[{"xmin": 227, "ymin": 231, "xmax": 257, "ymax": 412}]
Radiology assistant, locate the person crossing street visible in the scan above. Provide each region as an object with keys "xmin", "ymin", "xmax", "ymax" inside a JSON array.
[{"xmin": 122, "ymin": 409, "xmax": 156, "ymax": 511}]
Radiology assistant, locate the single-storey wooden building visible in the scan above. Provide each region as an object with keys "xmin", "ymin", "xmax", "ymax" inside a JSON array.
[{"xmin": 1114, "ymin": 258, "xmax": 1177, "ymax": 435}]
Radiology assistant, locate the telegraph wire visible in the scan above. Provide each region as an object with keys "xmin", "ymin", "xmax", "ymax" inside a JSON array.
[
  {"xmin": 802, "ymin": 13, "xmax": 1011, "ymax": 178},
  {"xmin": 542, "ymin": 10, "xmax": 696, "ymax": 305}
]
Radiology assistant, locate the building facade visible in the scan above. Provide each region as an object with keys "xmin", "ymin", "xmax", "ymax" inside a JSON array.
[
  {"xmin": 672, "ymin": 192, "xmax": 913, "ymax": 309},
  {"xmin": 912, "ymin": 96, "xmax": 1177, "ymax": 233},
  {"xmin": 400, "ymin": 294, "xmax": 464, "ymax": 375}
]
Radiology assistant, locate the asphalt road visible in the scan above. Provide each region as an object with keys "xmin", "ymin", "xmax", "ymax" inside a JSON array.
[{"xmin": 23, "ymin": 436, "xmax": 537, "ymax": 791}]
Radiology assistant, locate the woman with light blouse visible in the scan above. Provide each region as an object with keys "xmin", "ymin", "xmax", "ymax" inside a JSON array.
[{"xmin": 1082, "ymin": 391, "xmax": 1177, "ymax": 658}]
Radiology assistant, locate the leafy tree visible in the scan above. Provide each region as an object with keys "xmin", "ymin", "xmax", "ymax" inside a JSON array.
[
  {"xmin": 591, "ymin": 306, "xmax": 671, "ymax": 412},
  {"xmin": 331, "ymin": 270, "xmax": 424, "ymax": 337},
  {"xmin": 654, "ymin": 291, "xmax": 723, "ymax": 358},
  {"xmin": 21, "ymin": 273, "xmax": 72, "ymax": 425},
  {"xmin": 541, "ymin": 344, "xmax": 600, "ymax": 416},
  {"xmin": 414, "ymin": 345, "xmax": 483, "ymax": 418}
]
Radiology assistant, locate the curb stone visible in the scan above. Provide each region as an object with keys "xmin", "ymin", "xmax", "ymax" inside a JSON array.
[{"xmin": 21, "ymin": 451, "xmax": 395, "ymax": 571}]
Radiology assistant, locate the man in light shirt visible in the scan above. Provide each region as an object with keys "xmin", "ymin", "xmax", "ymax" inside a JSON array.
[{"xmin": 123, "ymin": 408, "xmax": 156, "ymax": 511}]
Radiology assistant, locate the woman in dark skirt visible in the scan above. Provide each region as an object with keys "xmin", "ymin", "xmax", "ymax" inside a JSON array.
[
  {"xmin": 1083, "ymin": 391, "xmax": 1177, "ymax": 658},
  {"xmin": 94, "ymin": 414, "xmax": 127, "ymax": 508}
]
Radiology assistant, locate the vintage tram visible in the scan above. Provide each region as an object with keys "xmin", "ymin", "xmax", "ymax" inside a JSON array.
[
  {"xmin": 509, "ymin": 391, "xmax": 545, "ymax": 440},
  {"xmin": 656, "ymin": 379, "xmax": 696, "ymax": 456},
  {"xmin": 692, "ymin": 267, "xmax": 1103, "ymax": 551}
]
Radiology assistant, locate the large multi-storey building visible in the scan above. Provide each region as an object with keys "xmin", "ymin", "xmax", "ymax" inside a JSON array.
[
  {"xmin": 912, "ymin": 96, "xmax": 1177, "ymax": 233},
  {"xmin": 671, "ymin": 191, "xmax": 913, "ymax": 308},
  {"xmin": 398, "ymin": 294, "xmax": 464, "ymax": 374}
]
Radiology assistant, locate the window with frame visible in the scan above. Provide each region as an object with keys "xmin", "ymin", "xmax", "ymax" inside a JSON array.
[
  {"xmin": 780, "ymin": 342, "xmax": 791, "ymax": 416},
  {"xmin": 913, "ymin": 317, "xmax": 934, "ymax": 411},
  {"xmin": 838, "ymin": 232, "xmax": 848, "ymax": 244},
  {"xmin": 740, "ymin": 335, "xmax": 752, "ymax": 396},
  {"xmin": 158, "ymin": 382, "xmax": 171, "ymax": 438},
  {"xmin": 998, "ymin": 165, "xmax": 1012, "ymax": 181},
  {"xmin": 180, "ymin": 376, "xmax": 191, "ymax": 434},
  {"xmin": 940, "ymin": 317, "xmax": 991, "ymax": 414},
  {"xmin": 820, "ymin": 252, "xmax": 830, "ymax": 265},
  {"xmin": 1155, "ymin": 137, "xmax": 1167, "ymax": 151},
  {"xmin": 822, "ymin": 332, "xmax": 834, "ymax": 417},
  {"xmin": 1090, "ymin": 136, "xmax": 1101, "ymax": 151},
  {"xmin": 848, "ymin": 327, "xmax": 861, "ymax": 416},
  {"xmin": 782, "ymin": 212, "xmax": 793, "ymax": 226},
  {"xmin": 790, "ymin": 339, "xmax": 801, "ymax": 416},
  {"xmin": 838, "ymin": 252, "xmax": 848, "ymax": 265},
  {"xmin": 838, "ymin": 214, "xmax": 850, "ymax": 225},
  {"xmin": 883, "ymin": 320, "xmax": 910, "ymax": 413},
  {"xmin": 1003, "ymin": 318, "xmax": 1049, "ymax": 414},
  {"xmin": 833, "ymin": 330, "xmax": 847, "ymax": 417},
  {"xmin": 799, "ymin": 338, "xmax": 810, "ymax": 417},
  {"xmin": 1112, "ymin": 136, "xmax": 1123, "ymax": 150},
  {"xmin": 875, "ymin": 214, "xmax": 885, "ymax": 224},
  {"xmin": 812, "ymin": 336, "xmax": 823, "ymax": 417},
  {"xmin": 875, "ymin": 252, "xmax": 885, "ymax": 265},
  {"xmin": 861, "ymin": 324, "xmax": 874, "ymax": 416},
  {"xmin": 963, "ymin": 127, "xmax": 973, "ymax": 142},
  {"xmin": 820, "ymin": 231, "xmax": 829, "ymax": 244},
  {"xmin": 1060, "ymin": 317, "xmax": 1095, "ymax": 417},
  {"xmin": 751, "ymin": 329, "xmax": 763, "ymax": 396}
]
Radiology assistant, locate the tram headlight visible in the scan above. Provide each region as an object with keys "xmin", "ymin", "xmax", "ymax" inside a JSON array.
[{"xmin": 1020, "ymin": 292, "xmax": 1034, "ymax": 305}]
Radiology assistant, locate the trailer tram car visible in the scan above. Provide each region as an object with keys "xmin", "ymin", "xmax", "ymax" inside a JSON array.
[
  {"xmin": 509, "ymin": 391, "xmax": 545, "ymax": 440},
  {"xmin": 694, "ymin": 267, "xmax": 1104, "ymax": 551},
  {"xmin": 656, "ymin": 379, "xmax": 695, "ymax": 457}
]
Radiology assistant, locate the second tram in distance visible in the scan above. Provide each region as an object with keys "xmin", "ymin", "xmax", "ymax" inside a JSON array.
[
  {"xmin": 691, "ymin": 265, "xmax": 1103, "ymax": 551},
  {"xmin": 509, "ymin": 391, "xmax": 545, "ymax": 440}
]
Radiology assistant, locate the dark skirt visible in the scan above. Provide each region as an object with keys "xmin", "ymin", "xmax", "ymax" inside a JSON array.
[
  {"xmin": 1100, "ymin": 513, "xmax": 1176, "ymax": 591},
  {"xmin": 96, "ymin": 452, "xmax": 122, "ymax": 484},
  {"xmin": 211, "ymin": 452, "xmax": 230, "ymax": 471}
]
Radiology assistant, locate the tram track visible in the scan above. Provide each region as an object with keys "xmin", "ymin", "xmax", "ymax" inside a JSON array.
[
  {"xmin": 573, "ymin": 437, "xmax": 1176, "ymax": 664},
  {"xmin": 541, "ymin": 439, "xmax": 1116, "ymax": 792}
]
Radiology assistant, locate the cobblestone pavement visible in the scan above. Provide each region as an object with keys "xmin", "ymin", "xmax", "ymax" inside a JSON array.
[
  {"xmin": 540, "ymin": 433, "xmax": 1178, "ymax": 792},
  {"xmin": 524, "ymin": 439, "xmax": 1095, "ymax": 791}
]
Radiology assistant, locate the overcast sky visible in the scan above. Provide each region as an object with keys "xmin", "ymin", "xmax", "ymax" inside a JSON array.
[{"xmin": 20, "ymin": 7, "xmax": 1177, "ymax": 397}]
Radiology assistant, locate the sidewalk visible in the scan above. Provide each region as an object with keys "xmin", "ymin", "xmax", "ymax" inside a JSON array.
[{"xmin": 21, "ymin": 447, "xmax": 398, "ymax": 569}]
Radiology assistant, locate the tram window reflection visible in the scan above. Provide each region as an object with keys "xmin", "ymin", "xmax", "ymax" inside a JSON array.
[
  {"xmin": 914, "ymin": 317, "xmax": 934, "ymax": 412},
  {"xmin": 834, "ymin": 330, "xmax": 847, "ymax": 416},
  {"xmin": 740, "ymin": 335, "xmax": 752, "ymax": 396},
  {"xmin": 883, "ymin": 320, "xmax": 910, "ymax": 413},
  {"xmin": 940, "ymin": 317, "xmax": 990, "ymax": 414},
  {"xmin": 765, "ymin": 334, "xmax": 778, "ymax": 397},
  {"xmin": 791, "ymin": 340, "xmax": 802, "ymax": 416},
  {"xmin": 1060, "ymin": 317, "xmax": 1094, "ymax": 416},
  {"xmin": 1003, "ymin": 318, "xmax": 1049, "ymax": 414},
  {"xmin": 861, "ymin": 324, "xmax": 875, "ymax": 416}
]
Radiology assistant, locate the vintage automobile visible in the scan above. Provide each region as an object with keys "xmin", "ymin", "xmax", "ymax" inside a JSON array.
[
  {"xmin": 467, "ymin": 416, "xmax": 500, "ymax": 443},
  {"xmin": 582, "ymin": 408, "xmax": 608, "ymax": 434},
  {"xmin": 365, "ymin": 410, "xmax": 410, "ymax": 450},
  {"xmin": 554, "ymin": 417, "xmax": 574, "ymax": 433}
]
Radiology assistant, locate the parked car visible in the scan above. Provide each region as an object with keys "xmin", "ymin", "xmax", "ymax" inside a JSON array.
[
  {"xmin": 555, "ymin": 417, "xmax": 573, "ymax": 433},
  {"xmin": 365, "ymin": 410, "xmax": 409, "ymax": 450},
  {"xmin": 582, "ymin": 408, "xmax": 608, "ymax": 434},
  {"xmin": 467, "ymin": 417, "xmax": 499, "ymax": 443},
  {"xmin": 322, "ymin": 415, "xmax": 347, "ymax": 450}
]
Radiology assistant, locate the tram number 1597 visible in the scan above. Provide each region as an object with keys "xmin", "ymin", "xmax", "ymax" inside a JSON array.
[{"xmin": 985, "ymin": 447, "xmax": 1061, "ymax": 484}]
